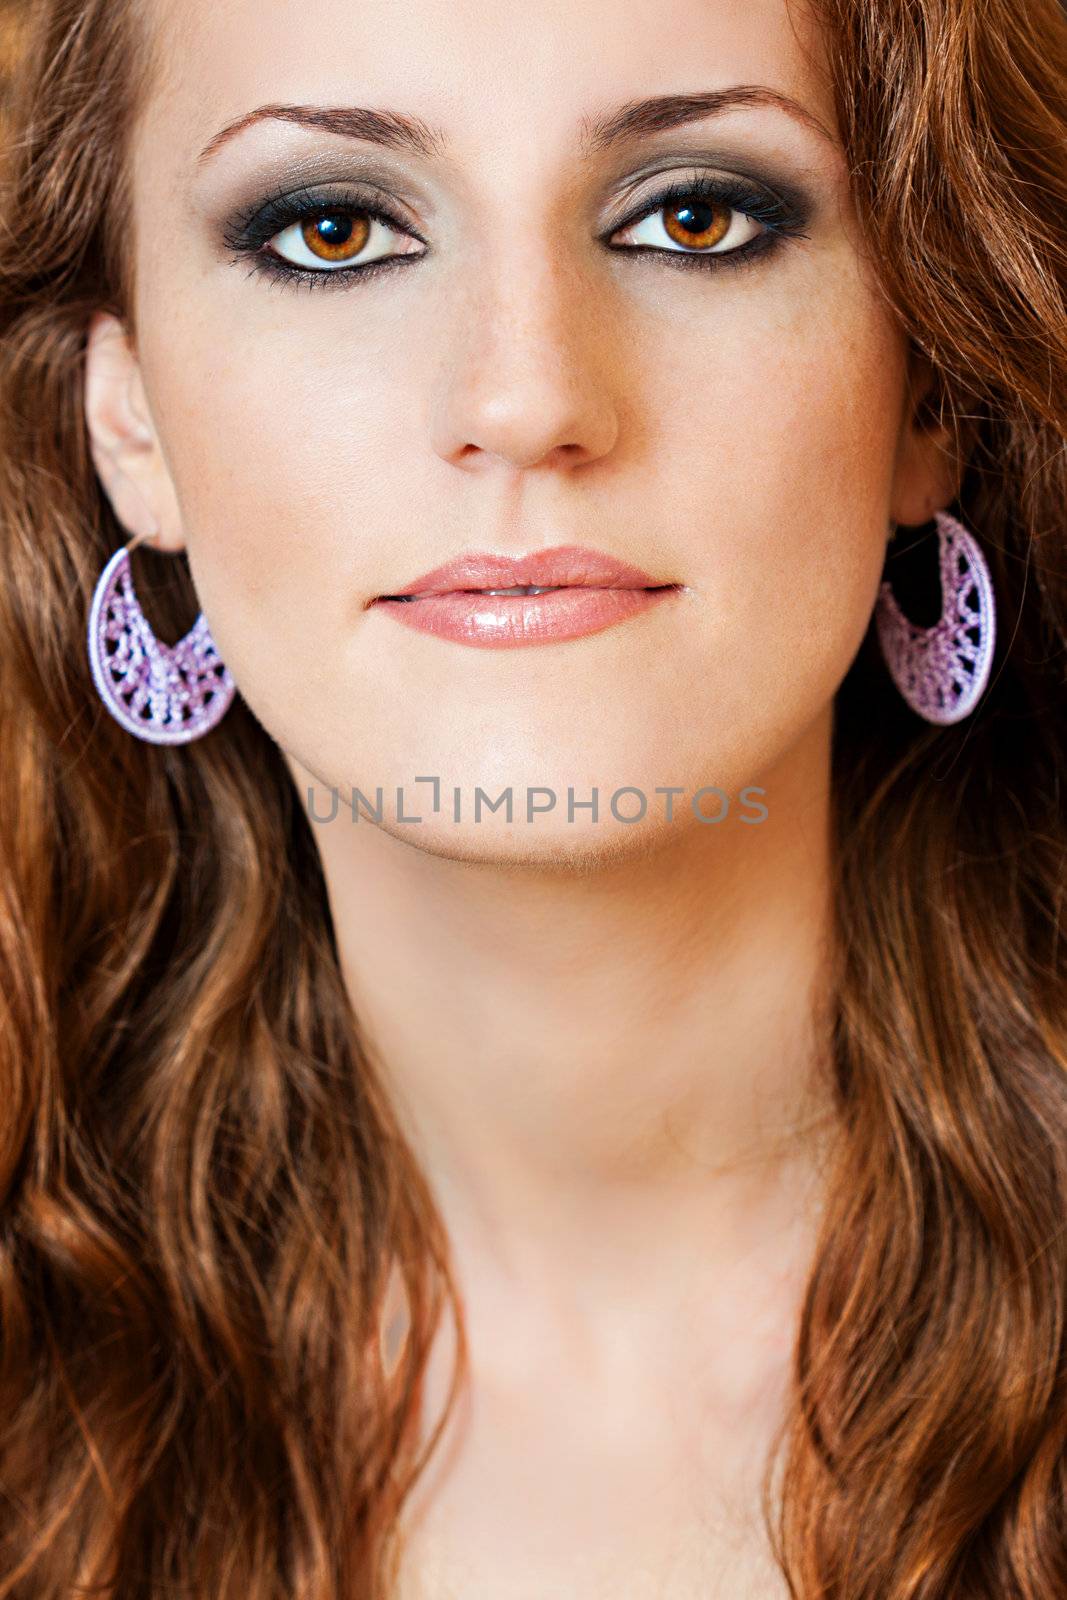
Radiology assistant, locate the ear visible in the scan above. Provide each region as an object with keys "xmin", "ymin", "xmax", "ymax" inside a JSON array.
[
  {"xmin": 889, "ymin": 348, "xmax": 975, "ymax": 528},
  {"xmin": 84, "ymin": 311, "xmax": 185, "ymax": 553}
]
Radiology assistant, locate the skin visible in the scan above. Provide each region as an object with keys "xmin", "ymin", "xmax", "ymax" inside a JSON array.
[{"xmin": 84, "ymin": 0, "xmax": 963, "ymax": 1590}]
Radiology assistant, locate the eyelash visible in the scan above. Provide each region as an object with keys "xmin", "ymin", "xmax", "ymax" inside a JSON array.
[{"xmin": 222, "ymin": 173, "xmax": 811, "ymax": 293}]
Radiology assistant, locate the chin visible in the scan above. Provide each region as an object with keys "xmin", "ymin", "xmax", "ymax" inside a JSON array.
[{"xmin": 373, "ymin": 812, "xmax": 673, "ymax": 872}]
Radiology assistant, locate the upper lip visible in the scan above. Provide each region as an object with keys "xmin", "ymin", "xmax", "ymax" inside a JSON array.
[{"xmin": 375, "ymin": 544, "xmax": 669, "ymax": 599}]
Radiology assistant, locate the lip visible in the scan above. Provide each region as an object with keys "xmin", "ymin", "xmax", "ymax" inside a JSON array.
[
  {"xmin": 368, "ymin": 543, "xmax": 682, "ymax": 649},
  {"xmin": 376, "ymin": 544, "xmax": 664, "ymax": 598}
]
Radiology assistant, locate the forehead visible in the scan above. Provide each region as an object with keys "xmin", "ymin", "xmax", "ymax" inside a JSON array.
[{"xmin": 136, "ymin": 0, "xmax": 833, "ymax": 183}]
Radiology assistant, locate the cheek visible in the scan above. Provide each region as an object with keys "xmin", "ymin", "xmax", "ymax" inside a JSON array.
[
  {"xmin": 626, "ymin": 265, "xmax": 907, "ymax": 733},
  {"xmin": 138, "ymin": 310, "xmax": 407, "ymax": 723}
]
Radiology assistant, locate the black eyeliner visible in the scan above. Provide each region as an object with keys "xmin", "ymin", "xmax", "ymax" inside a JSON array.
[
  {"xmin": 221, "ymin": 179, "xmax": 422, "ymax": 252},
  {"xmin": 221, "ymin": 169, "xmax": 813, "ymax": 292}
]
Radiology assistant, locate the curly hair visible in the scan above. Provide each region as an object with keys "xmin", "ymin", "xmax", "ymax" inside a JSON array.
[{"xmin": 0, "ymin": 0, "xmax": 1065, "ymax": 1594}]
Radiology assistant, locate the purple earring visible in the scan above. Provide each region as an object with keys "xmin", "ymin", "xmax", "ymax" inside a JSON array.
[
  {"xmin": 875, "ymin": 509, "xmax": 996, "ymax": 725},
  {"xmin": 87, "ymin": 529, "xmax": 236, "ymax": 744}
]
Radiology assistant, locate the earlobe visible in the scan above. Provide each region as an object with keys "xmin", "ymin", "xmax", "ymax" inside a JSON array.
[
  {"xmin": 84, "ymin": 310, "xmax": 184, "ymax": 552},
  {"xmin": 889, "ymin": 350, "xmax": 970, "ymax": 529}
]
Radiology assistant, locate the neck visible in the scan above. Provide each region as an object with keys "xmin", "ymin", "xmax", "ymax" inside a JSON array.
[{"xmin": 286, "ymin": 713, "xmax": 838, "ymax": 1330}]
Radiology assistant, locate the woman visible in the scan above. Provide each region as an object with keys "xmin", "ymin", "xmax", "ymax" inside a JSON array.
[{"xmin": 0, "ymin": 0, "xmax": 1064, "ymax": 1592}]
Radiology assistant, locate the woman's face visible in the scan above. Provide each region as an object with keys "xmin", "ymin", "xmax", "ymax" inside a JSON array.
[{"xmin": 88, "ymin": 0, "xmax": 953, "ymax": 862}]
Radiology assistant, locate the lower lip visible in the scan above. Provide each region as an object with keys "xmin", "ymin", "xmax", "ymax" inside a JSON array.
[{"xmin": 370, "ymin": 586, "xmax": 679, "ymax": 648}]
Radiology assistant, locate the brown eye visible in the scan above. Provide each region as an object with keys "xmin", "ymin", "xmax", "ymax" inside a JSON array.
[
  {"xmin": 300, "ymin": 210, "xmax": 372, "ymax": 262},
  {"xmin": 267, "ymin": 207, "xmax": 421, "ymax": 273},
  {"xmin": 613, "ymin": 193, "xmax": 764, "ymax": 258},
  {"xmin": 662, "ymin": 199, "xmax": 732, "ymax": 250}
]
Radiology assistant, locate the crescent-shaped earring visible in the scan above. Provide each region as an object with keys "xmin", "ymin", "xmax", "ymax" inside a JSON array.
[
  {"xmin": 875, "ymin": 509, "xmax": 997, "ymax": 725},
  {"xmin": 86, "ymin": 527, "xmax": 236, "ymax": 744}
]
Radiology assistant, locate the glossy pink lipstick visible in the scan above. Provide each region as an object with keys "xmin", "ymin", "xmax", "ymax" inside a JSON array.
[{"xmin": 368, "ymin": 544, "xmax": 682, "ymax": 648}]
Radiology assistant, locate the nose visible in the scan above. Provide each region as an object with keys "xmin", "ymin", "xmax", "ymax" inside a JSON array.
[{"xmin": 429, "ymin": 244, "xmax": 621, "ymax": 473}]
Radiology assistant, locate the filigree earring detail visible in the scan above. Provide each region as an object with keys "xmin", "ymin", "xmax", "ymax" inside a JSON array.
[
  {"xmin": 875, "ymin": 509, "xmax": 996, "ymax": 725},
  {"xmin": 87, "ymin": 528, "xmax": 236, "ymax": 744}
]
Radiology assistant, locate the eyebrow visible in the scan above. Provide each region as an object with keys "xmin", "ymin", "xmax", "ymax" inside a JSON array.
[{"xmin": 195, "ymin": 86, "xmax": 837, "ymax": 168}]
